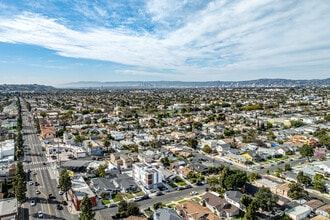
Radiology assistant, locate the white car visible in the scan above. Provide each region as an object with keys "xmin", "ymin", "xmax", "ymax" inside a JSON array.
[
  {"xmin": 28, "ymin": 181, "xmax": 34, "ymax": 185},
  {"xmin": 36, "ymin": 190, "xmax": 40, "ymax": 194},
  {"xmin": 59, "ymin": 190, "xmax": 64, "ymax": 195},
  {"xmin": 37, "ymin": 211, "xmax": 43, "ymax": 218},
  {"xmin": 190, "ymin": 191, "xmax": 198, "ymax": 196},
  {"xmin": 30, "ymin": 200, "xmax": 36, "ymax": 206}
]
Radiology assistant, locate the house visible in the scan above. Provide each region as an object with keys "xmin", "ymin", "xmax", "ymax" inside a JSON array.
[
  {"xmin": 109, "ymin": 152, "xmax": 136, "ymax": 169},
  {"xmin": 70, "ymin": 176, "xmax": 97, "ymax": 211},
  {"xmin": 175, "ymin": 200, "xmax": 220, "ymax": 220},
  {"xmin": 304, "ymin": 199, "xmax": 325, "ymax": 212},
  {"xmin": 225, "ymin": 152, "xmax": 249, "ymax": 164},
  {"xmin": 286, "ymin": 205, "xmax": 311, "ymax": 220},
  {"xmin": 316, "ymin": 204, "xmax": 330, "ymax": 218},
  {"xmin": 113, "ymin": 174, "xmax": 139, "ymax": 193},
  {"xmin": 40, "ymin": 125, "xmax": 56, "ymax": 141},
  {"xmin": 202, "ymin": 192, "xmax": 240, "ymax": 218},
  {"xmin": 90, "ymin": 177, "xmax": 120, "ymax": 198},
  {"xmin": 153, "ymin": 207, "xmax": 183, "ymax": 220},
  {"xmin": 275, "ymin": 182, "xmax": 290, "ymax": 198},
  {"xmin": 241, "ymin": 151, "xmax": 262, "ymax": 162},
  {"xmin": 224, "ymin": 191, "xmax": 243, "ymax": 210}
]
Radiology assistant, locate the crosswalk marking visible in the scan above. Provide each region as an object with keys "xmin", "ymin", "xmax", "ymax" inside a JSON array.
[{"xmin": 24, "ymin": 166, "xmax": 56, "ymax": 172}]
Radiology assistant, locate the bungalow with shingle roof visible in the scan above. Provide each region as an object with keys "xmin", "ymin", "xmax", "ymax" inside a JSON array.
[{"xmin": 202, "ymin": 192, "xmax": 239, "ymax": 218}]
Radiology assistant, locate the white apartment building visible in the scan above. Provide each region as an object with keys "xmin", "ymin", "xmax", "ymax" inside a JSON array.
[{"xmin": 132, "ymin": 162, "xmax": 163, "ymax": 189}]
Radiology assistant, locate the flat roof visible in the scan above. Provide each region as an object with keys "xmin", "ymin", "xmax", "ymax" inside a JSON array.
[{"xmin": 0, "ymin": 198, "xmax": 17, "ymax": 217}]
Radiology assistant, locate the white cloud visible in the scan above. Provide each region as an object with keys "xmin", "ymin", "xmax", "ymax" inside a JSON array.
[{"xmin": 0, "ymin": 0, "xmax": 329, "ymax": 80}]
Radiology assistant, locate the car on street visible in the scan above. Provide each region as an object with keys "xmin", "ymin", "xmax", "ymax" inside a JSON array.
[
  {"xmin": 57, "ymin": 204, "xmax": 63, "ymax": 210},
  {"xmin": 156, "ymin": 191, "xmax": 164, "ymax": 196},
  {"xmin": 30, "ymin": 200, "xmax": 36, "ymax": 206},
  {"xmin": 36, "ymin": 190, "xmax": 40, "ymax": 194},
  {"xmin": 35, "ymin": 181, "xmax": 38, "ymax": 186},
  {"xmin": 37, "ymin": 211, "xmax": 43, "ymax": 218},
  {"xmin": 190, "ymin": 191, "xmax": 198, "ymax": 196},
  {"xmin": 59, "ymin": 190, "xmax": 64, "ymax": 195},
  {"xmin": 28, "ymin": 181, "xmax": 34, "ymax": 185}
]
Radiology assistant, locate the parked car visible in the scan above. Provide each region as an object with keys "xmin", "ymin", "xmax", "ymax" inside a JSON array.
[
  {"xmin": 36, "ymin": 190, "xmax": 40, "ymax": 194},
  {"xmin": 59, "ymin": 190, "xmax": 64, "ymax": 195},
  {"xmin": 57, "ymin": 204, "xmax": 63, "ymax": 210},
  {"xmin": 156, "ymin": 191, "xmax": 164, "ymax": 196},
  {"xmin": 37, "ymin": 211, "xmax": 43, "ymax": 218},
  {"xmin": 35, "ymin": 181, "xmax": 38, "ymax": 186},
  {"xmin": 28, "ymin": 181, "xmax": 34, "ymax": 185},
  {"xmin": 109, "ymin": 203, "xmax": 117, "ymax": 208},
  {"xmin": 190, "ymin": 191, "xmax": 198, "ymax": 196},
  {"xmin": 30, "ymin": 200, "xmax": 36, "ymax": 206}
]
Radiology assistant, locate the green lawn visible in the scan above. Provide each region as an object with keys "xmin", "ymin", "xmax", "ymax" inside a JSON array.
[
  {"xmin": 101, "ymin": 199, "xmax": 110, "ymax": 205},
  {"xmin": 113, "ymin": 194, "xmax": 123, "ymax": 202},
  {"xmin": 193, "ymin": 197, "xmax": 201, "ymax": 202},
  {"xmin": 177, "ymin": 181, "xmax": 187, "ymax": 186},
  {"xmin": 125, "ymin": 193, "xmax": 134, "ymax": 199},
  {"xmin": 178, "ymin": 199, "xmax": 188, "ymax": 204},
  {"xmin": 135, "ymin": 191, "xmax": 145, "ymax": 196},
  {"xmin": 144, "ymin": 210, "xmax": 153, "ymax": 217},
  {"xmin": 168, "ymin": 182, "xmax": 177, "ymax": 188}
]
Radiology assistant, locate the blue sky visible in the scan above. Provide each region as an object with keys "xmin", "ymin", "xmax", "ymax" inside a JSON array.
[{"xmin": 0, "ymin": 0, "xmax": 329, "ymax": 86}]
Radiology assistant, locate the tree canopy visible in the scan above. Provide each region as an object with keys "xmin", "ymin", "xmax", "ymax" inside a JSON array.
[
  {"xmin": 79, "ymin": 194, "xmax": 95, "ymax": 220},
  {"xmin": 288, "ymin": 182, "xmax": 308, "ymax": 199},
  {"xmin": 299, "ymin": 144, "xmax": 314, "ymax": 162},
  {"xmin": 254, "ymin": 187, "xmax": 278, "ymax": 212}
]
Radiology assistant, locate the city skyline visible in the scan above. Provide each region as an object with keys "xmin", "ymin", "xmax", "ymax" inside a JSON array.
[{"xmin": 0, "ymin": 0, "xmax": 329, "ymax": 86}]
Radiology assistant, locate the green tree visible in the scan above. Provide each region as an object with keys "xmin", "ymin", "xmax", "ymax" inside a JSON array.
[
  {"xmin": 153, "ymin": 202, "xmax": 165, "ymax": 210},
  {"xmin": 40, "ymin": 111, "xmax": 47, "ymax": 118},
  {"xmin": 127, "ymin": 202, "xmax": 140, "ymax": 216},
  {"xmin": 247, "ymin": 173, "xmax": 260, "ymax": 182},
  {"xmin": 160, "ymin": 157, "xmax": 170, "ymax": 168},
  {"xmin": 79, "ymin": 194, "xmax": 95, "ymax": 220},
  {"xmin": 12, "ymin": 161, "xmax": 27, "ymax": 204},
  {"xmin": 288, "ymin": 182, "xmax": 308, "ymax": 199},
  {"xmin": 241, "ymin": 194, "xmax": 253, "ymax": 209},
  {"xmin": 299, "ymin": 144, "xmax": 314, "ymax": 162},
  {"xmin": 202, "ymin": 145, "xmax": 213, "ymax": 154},
  {"xmin": 314, "ymin": 174, "xmax": 326, "ymax": 192},
  {"xmin": 224, "ymin": 170, "xmax": 247, "ymax": 190},
  {"xmin": 103, "ymin": 139, "xmax": 110, "ymax": 152},
  {"xmin": 96, "ymin": 164, "xmax": 107, "ymax": 177},
  {"xmin": 59, "ymin": 169, "xmax": 72, "ymax": 200},
  {"xmin": 254, "ymin": 187, "xmax": 278, "ymax": 212},
  {"xmin": 297, "ymin": 171, "xmax": 312, "ymax": 186},
  {"xmin": 207, "ymin": 176, "xmax": 219, "ymax": 187},
  {"xmin": 284, "ymin": 164, "xmax": 292, "ymax": 171},
  {"xmin": 118, "ymin": 200, "xmax": 128, "ymax": 212},
  {"xmin": 290, "ymin": 120, "xmax": 304, "ymax": 127},
  {"xmin": 186, "ymin": 138, "xmax": 198, "ymax": 149}
]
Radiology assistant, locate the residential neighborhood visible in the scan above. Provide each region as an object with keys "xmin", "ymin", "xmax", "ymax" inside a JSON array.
[{"xmin": 0, "ymin": 86, "xmax": 330, "ymax": 220}]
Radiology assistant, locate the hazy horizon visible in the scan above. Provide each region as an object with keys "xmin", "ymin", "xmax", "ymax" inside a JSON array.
[{"xmin": 0, "ymin": 1, "xmax": 329, "ymax": 86}]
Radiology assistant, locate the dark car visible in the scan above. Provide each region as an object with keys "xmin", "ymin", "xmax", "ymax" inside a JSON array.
[
  {"xmin": 62, "ymin": 201, "xmax": 68, "ymax": 206},
  {"xmin": 57, "ymin": 204, "xmax": 63, "ymax": 210},
  {"xmin": 35, "ymin": 182, "xmax": 39, "ymax": 186},
  {"xmin": 156, "ymin": 191, "xmax": 163, "ymax": 196}
]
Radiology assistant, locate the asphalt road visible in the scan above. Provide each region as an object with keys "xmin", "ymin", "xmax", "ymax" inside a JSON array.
[{"xmin": 20, "ymin": 100, "xmax": 75, "ymax": 220}]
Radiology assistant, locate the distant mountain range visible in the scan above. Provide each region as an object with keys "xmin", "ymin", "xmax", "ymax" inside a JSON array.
[
  {"xmin": 60, "ymin": 78, "xmax": 330, "ymax": 88},
  {"xmin": 0, "ymin": 84, "xmax": 55, "ymax": 93},
  {"xmin": 1, "ymin": 78, "xmax": 329, "ymax": 92}
]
